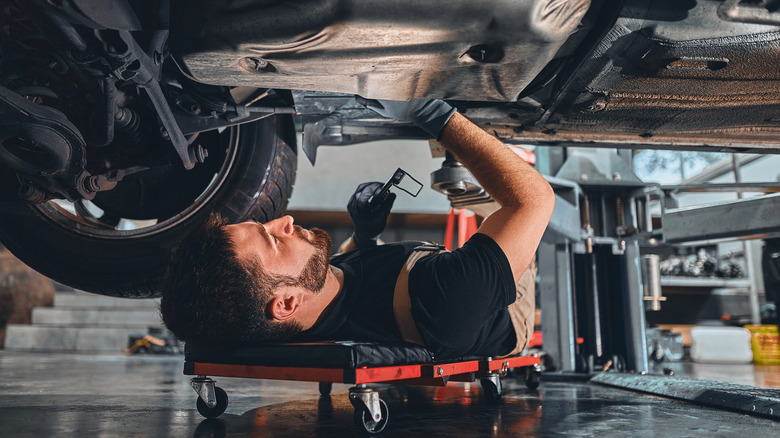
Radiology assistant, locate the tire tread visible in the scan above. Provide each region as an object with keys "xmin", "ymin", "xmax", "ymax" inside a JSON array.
[{"xmin": 0, "ymin": 116, "xmax": 297, "ymax": 297}]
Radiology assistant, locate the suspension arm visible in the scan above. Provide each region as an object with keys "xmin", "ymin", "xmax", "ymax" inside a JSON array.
[{"xmin": 100, "ymin": 29, "xmax": 197, "ymax": 170}]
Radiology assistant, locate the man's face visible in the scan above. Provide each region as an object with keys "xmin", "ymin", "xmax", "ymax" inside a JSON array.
[{"xmin": 225, "ymin": 216, "xmax": 332, "ymax": 292}]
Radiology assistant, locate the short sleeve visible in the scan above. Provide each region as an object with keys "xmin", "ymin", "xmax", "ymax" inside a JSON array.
[{"xmin": 408, "ymin": 233, "xmax": 516, "ymax": 351}]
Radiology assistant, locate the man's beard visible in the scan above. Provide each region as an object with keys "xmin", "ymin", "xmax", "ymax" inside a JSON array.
[{"xmin": 292, "ymin": 225, "xmax": 332, "ymax": 292}]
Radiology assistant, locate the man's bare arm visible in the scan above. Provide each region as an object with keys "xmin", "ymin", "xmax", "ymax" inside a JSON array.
[
  {"xmin": 356, "ymin": 97, "xmax": 555, "ymax": 280},
  {"xmin": 438, "ymin": 112, "xmax": 555, "ymax": 282}
]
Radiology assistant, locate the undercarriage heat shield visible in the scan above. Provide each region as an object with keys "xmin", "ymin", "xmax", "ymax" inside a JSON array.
[{"xmin": 171, "ymin": 0, "xmax": 591, "ymax": 102}]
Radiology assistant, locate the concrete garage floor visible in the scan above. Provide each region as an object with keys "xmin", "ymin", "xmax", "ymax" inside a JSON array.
[{"xmin": 0, "ymin": 351, "xmax": 777, "ymax": 437}]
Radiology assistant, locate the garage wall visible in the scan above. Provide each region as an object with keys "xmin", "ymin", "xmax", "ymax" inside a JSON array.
[{"xmin": 287, "ymin": 137, "xmax": 452, "ymax": 214}]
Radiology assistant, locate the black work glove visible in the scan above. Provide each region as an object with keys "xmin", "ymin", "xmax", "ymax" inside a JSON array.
[{"xmin": 347, "ymin": 181, "xmax": 396, "ymax": 248}]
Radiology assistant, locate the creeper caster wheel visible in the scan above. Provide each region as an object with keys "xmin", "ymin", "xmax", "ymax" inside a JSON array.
[
  {"xmin": 353, "ymin": 398, "xmax": 389, "ymax": 434},
  {"xmin": 349, "ymin": 386, "xmax": 389, "ymax": 433},
  {"xmin": 195, "ymin": 386, "xmax": 229, "ymax": 418},
  {"xmin": 480, "ymin": 373, "xmax": 502, "ymax": 402},
  {"xmin": 319, "ymin": 382, "xmax": 333, "ymax": 396},
  {"xmin": 524, "ymin": 364, "xmax": 542, "ymax": 390}
]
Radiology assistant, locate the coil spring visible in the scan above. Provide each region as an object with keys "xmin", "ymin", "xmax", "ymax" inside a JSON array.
[{"xmin": 0, "ymin": 2, "xmax": 71, "ymax": 109}]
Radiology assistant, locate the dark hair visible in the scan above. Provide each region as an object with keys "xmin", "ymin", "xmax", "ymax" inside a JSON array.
[{"xmin": 160, "ymin": 213, "xmax": 302, "ymax": 348}]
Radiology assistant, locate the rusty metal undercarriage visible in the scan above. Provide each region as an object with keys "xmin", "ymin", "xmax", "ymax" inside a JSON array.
[
  {"xmin": 3, "ymin": 0, "xmax": 780, "ymax": 298},
  {"xmin": 172, "ymin": 0, "xmax": 780, "ymax": 158}
]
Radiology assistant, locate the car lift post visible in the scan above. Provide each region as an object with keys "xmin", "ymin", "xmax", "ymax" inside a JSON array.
[{"xmin": 531, "ymin": 145, "xmax": 780, "ymax": 420}]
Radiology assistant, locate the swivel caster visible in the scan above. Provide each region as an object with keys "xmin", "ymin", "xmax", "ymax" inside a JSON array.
[
  {"xmin": 349, "ymin": 385, "xmax": 389, "ymax": 434},
  {"xmin": 353, "ymin": 398, "xmax": 389, "ymax": 434},
  {"xmin": 319, "ymin": 381, "xmax": 333, "ymax": 396},
  {"xmin": 196, "ymin": 387, "xmax": 228, "ymax": 418},
  {"xmin": 480, "ymin": 372, "xmax": 502, "ymax": 402},
  {"xmin": 524, "ymin": 363, "xmax": 542, "ymax": 390},
  {"xmin": 191, "ymin": 376, "xmax": 229, "ymax": 418}
]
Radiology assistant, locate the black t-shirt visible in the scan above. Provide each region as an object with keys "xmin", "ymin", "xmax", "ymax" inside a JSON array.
[{"xmin": 298, "ymin": 233, "xmax": 517, "ymax": 360}]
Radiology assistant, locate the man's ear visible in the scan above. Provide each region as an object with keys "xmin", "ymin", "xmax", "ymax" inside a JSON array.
[{"xmin": 267, "ymin": 289, "xmax": 303, "ymax": 322}]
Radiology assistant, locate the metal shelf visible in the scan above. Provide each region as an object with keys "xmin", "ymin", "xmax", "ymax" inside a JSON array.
[
  {"xmin": 663, "ymin": 193, "xmax": 780, "ymax": 245},
  {"xmin": 660, "ymin": 277, "xmax": 750, "ymax": 288}
]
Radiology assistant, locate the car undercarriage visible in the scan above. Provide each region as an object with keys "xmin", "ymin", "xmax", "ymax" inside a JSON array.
[{"xmin": 1, "ymin": 0, "xmax": 780, "ymax": 296}]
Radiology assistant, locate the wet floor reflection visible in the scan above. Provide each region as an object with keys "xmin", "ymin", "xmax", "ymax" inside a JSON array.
[
  {"xmin": 2, "ymin": 353, "xmax": 777, "ymax": 437},
  {"xmin": 191, "ymin": 383, "xmax": 541, "ymax": 437},
  {"xmin": 189, "ymin": 381, "xmax": 777, "ymax": 438}
]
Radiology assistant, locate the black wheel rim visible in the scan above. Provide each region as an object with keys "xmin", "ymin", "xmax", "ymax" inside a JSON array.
[{"xmin": 31, "ymin": 126, "xmax": 241, "ymax": 239}]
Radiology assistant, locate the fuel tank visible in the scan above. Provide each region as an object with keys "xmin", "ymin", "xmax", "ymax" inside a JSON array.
[{"xmin": 172, "ymin": 0, "xmax": 590, "ymax": 101}]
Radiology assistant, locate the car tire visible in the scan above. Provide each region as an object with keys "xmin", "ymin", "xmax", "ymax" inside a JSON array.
[{"xmin": 0, "ymin": 115, "xmax": 297, "ymax": 297}]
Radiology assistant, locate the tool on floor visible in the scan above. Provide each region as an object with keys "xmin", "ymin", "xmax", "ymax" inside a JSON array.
[{"xmin": 125, "ymin": 335, "xmax": 166, "ymax": 355}]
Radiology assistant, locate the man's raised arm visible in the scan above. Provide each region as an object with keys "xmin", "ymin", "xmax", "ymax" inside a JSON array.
[
  {"xmin": 439, "ymin": 112, "xmax": 555, "ymax": 282},
  {"xmin": 358, "ymin": 97, "xmax": 555, "ymax": 282}
]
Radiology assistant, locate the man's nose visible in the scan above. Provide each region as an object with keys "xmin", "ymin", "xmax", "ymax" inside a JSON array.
[{"xmin": 265, "ymin": 215, "xmax": 294, "ymax": 235}]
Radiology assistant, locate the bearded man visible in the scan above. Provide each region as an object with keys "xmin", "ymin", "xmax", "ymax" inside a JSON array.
[{"xmin": 160, "ymin": 98, "xmax": 555, "ymax": 359}]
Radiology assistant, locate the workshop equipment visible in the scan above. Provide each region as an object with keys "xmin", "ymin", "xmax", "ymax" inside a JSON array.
[
  {"xmin": 183, "ymin": 341, "xmax": 543, "ymax": 434},
  {"xmin": 125, "ymin": 335, "xmax": 166, "ymax": 355},
  {"xmin": 746, "ymin": 324, "xmax": 780, "ymax": 365},
  {"xmin": 690, "ymin": 326, "xmax": 753, "ymax": 364},
  {"xmin": 443, "ymin": 208, "xmax": 478, "ymax": 250}
]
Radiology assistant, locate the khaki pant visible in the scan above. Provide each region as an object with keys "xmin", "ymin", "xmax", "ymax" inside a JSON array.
[
  {"xmin": 504, "ymin": 256, "xmax": 537, "ymax": 356},
  {"xmin": 391, "ymin": 244, "xmax": 538, "ymax": 354}
]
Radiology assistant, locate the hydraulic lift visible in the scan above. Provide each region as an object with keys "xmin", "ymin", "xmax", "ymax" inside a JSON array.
[{"xmin": 528, "ymin": 146, "xmax": 780, "ymax": 419}]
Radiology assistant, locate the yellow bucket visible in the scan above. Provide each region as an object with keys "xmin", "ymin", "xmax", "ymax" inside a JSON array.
[{"xmin": 745, "ymin": 325, "xmax": 780, "ymax": 365}]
